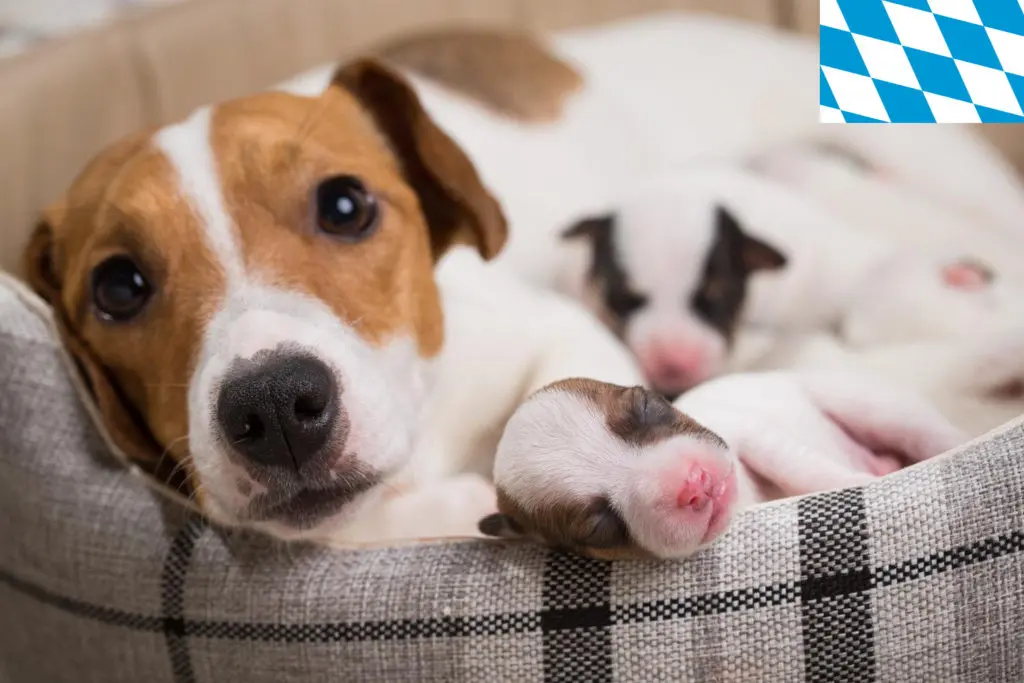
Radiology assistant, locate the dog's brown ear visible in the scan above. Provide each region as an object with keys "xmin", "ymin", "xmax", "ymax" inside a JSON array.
[
  {"xmin": 333, "ymin": 58, "xmax": 508, "ymax": 261},
  {"xmin": 23, "ymin": 210, "xmax": 164, "ymax": 470},
  {"xmin": 23, "ymin": 203, "xmax": 66, "ymax": 305}
]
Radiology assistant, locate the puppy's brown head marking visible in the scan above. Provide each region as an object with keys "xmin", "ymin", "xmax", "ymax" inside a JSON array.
[
  {"xmin": 546, "ymin": 378, "xmax": 725, "ymax": 449},
  {"xmin": 23, "ymin": 58, "xmax": 508, "ymax": 535},
  {"xmin": 375, "ymin": 27, "xmax": 583, "ymax": 123}
]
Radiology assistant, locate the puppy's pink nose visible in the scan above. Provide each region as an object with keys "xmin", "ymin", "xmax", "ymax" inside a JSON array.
[
  {"xmin": 642, "ymin": 346, "xmax": 706, "ymax": 392},
  {"xmin": 676, "ymin": 467, "xmax": 715, "ymax": 510}
]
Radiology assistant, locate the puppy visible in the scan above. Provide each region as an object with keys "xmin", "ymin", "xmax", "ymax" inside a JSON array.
[
  {"xmin": 558, "ymin": 165, "xmax": 1024, "ymax": 398},
  {"xmin": 482, "ymin": 371, "xmax": 965, "ymax": 559},
  {"xmin": 558, "ymin": 196, "xmax": 787, "ymax": 395},
  {"xmin": 556, "ymin": 168, "xmax": 891, "ymax": 395}
]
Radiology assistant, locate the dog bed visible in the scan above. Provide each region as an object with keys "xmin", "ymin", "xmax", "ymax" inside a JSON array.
[{"xmin": 1, "ymin": 272, "xmax": 1023, "ymax": 683}]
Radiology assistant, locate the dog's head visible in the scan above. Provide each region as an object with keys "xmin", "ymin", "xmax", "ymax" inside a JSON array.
[
  {"xmin": 23, "ymin": 59, "xmax": 506, "ymax": 540},
  {"xmin": 562, "ymin": 181, "xmax": 786, "ymax": 398}
]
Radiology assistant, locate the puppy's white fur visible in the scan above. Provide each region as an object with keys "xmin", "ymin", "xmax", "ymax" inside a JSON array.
[
  {"xmin": 493, "ymin": 370, "xmax": 964, "ymax": 558},
  {"xmin": 731, "ymin": 326, "xmax": 1024, "ymax": 440},
  {"xmin": 755, "ymin": 147, "xmax": 1024, "ymax": 280}
]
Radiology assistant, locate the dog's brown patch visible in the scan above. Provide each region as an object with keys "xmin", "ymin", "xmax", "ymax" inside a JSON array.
[
  {"xmin": 207, "ymin": 89, "xmax": 447, "ymax": 355},
  {"xmin": 376, "ymin": 27, "xmax": 584, "ymax": 123}
]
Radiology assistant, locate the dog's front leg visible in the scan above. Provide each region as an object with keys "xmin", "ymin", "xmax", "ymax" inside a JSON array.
[{"xmin": 330, "ymin": 473, "xmax": 498, "ymax": 545}]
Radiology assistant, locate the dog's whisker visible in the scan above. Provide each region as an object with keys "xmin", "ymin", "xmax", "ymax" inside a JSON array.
[{"xmin": 154, "ymin": 434, "xmax": 191, "ymax": 481}]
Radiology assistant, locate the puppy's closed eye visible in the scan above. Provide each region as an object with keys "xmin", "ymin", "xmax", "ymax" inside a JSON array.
[{"xmin": 630, "ymin": 386, "xmax": 677, "ymax": 427}]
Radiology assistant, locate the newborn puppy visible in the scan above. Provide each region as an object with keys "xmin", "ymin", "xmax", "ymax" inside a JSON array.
[
  {"xmin": 558, "ymin": 167, "xmax": 892, "ymax": 396},
  {"xmin": 480, "ymin": 371, "xmax": 965, "ymax": 560},
  {"xmin": 559, "ymin": 174, "xmax": 789, "ymax": 396}
]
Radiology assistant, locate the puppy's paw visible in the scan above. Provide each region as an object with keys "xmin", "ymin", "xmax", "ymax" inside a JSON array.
[
  {"xmin": 387, "ymin": 474, "xmax": 497, "ymax": 539},
  {"xmin": 481, "ymin": 379, "xmax": 739, "ymax": 560}
]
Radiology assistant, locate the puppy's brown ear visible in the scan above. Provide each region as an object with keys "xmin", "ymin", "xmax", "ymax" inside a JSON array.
[
  {"xmin": 23, "ymin": 204, "xmax": 66, "ymax": 304},
  {"xmin": 23, "ymin": 210, "xmax": 164, "ymax": 471},
  {"xmin": 333, "ymin": 58, "xmax": 508, "ymax": 261},
  {"xmin": 478, "ymin": 512, "xmax": 524, "ymax": 539}
]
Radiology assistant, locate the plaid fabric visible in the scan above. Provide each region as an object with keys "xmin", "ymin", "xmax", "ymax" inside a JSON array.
[
  {"xmin": 1, "ymin": 272, "xmax": 1023, "ymax": 683},
  {"xmin": 820, "ymin": 0, "xmax": 1024, "ymax": 123}
]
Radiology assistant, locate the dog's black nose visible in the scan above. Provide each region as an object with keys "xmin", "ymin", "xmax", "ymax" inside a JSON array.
[{"xmin": 216, "ymin": 352, "xmax": 338, "ymax": 470}]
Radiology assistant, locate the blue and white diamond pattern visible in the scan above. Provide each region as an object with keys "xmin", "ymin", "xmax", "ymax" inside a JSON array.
[{"xmin": 821, "ymin": 0, "xmax": 1024, "ymax": 122}]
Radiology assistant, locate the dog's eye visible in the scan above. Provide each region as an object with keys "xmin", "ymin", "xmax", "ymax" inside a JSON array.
[
  {"xmin": 606, "ymin": 289, "xmax": 648, "ymax": 319},
  {"xmin": 91, "ymin": 256, "xmax": 152, "ymax": 322},
  {"xmin": 315, "ymin": 175, "xmax": 379, "ymax": 241}
]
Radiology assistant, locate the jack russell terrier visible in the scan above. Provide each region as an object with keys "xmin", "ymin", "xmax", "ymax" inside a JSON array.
[{"xmin": 23, "ymin": 15, "xmax": 966, "ymax": 557}]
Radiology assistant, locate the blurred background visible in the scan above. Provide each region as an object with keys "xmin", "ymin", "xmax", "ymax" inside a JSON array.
[{"xmin": 1, "ymin": 0, "xmax": 1022, "ymax": 273}]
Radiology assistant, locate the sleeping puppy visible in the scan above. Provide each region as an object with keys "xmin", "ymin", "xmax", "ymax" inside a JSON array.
[
  {"xmin": 481, "ymin": 371, "xmax": 965, "ymax": 560},
  {"xmin": 557, "ymin": 168, "xmax": 875, "ymax": 395},
  {"xmin": 560, "ymin": 167, "xmax": 1024, "ymax": 398},
  {"xmin": 558, "ymin": 199, "xmax": 787, "ymax": 396}
]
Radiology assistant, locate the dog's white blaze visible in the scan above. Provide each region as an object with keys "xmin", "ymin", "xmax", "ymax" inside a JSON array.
[{"xmin": 153, "ymin": 106, "xmax": 246, "ymax": 286}]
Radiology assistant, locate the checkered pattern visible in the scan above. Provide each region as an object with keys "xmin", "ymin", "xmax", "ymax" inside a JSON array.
[
  {"xmin": 820, "ymin": 0, "xmax": 1024, "ymax": 122},
  {"xmin": 2, "ymin": 273, "xmax": 1024, "ymax": 683}
]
